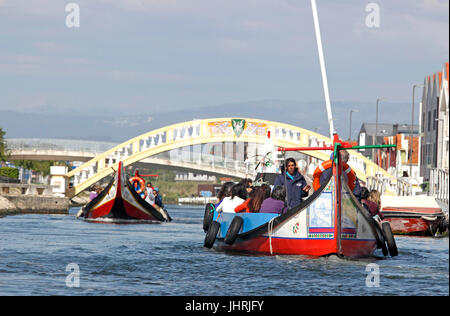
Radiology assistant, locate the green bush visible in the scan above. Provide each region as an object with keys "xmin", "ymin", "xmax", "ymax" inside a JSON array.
[{"xmin": 0, "ymin": 167, "xmax": 19, "ymax": 179}]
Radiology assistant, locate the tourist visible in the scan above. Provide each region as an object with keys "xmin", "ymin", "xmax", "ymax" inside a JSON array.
[
  {"xmin": 234, "ymin": 184, "xmax": 270, "ymax": 213},
  {"xmin": 153, "ymin": 187, "xmax": 164, "ymax": 208},
  {"xmin": 361, "ymin": 188, "xmax": 384, "ymax": 219},
  {"xmin": 95, "ymin": 185, "xmax": 103, "ymax": 195},
  {"xmin": 215, "ymin": 181, "xmax": 234, "ymax": 208},
  {"xmin": 274, "ymin": 158, "xmax": 311, "ymax": 208},
  {"xmin": 145, "ymin": 184, "xmax": 156, "ymax": 205},
  {"xmin": 245, "ymin": 184, "xmax": 271, "ymax": 213},
  {"xmin": 368, "ymin": 190, "xmax": 384, "ymax": 219},
  {"xmin": 145, "ymin": 182, "xmax": 153, "ymax": 198},
  {"xmin": 89, "ymin": 185, "xmax": 98, "ymax": 200},
  {"xmin": 260, "ymin": 185, "xmax": 288, "ymax": 214},
  {"xmin": 238, "ymin": 178, "xmax": 253, "ymax": 197},
  {"xmin": 216, "ymin": 183, "xmax": 247, "ymax": 213}
]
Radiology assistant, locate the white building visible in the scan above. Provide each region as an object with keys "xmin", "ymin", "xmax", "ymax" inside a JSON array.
[
  {"xmin": 419, "ymin": 62, "xmax": 449, "ymax": 180},
  {"xmin": 175, "ymin": 172, "xmax": 217, "ymax": 182}
]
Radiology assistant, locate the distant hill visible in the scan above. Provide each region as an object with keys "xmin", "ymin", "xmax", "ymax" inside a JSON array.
[{"xmin": 0, "ymin": 99, "xmax": 413, "ymax": 142}]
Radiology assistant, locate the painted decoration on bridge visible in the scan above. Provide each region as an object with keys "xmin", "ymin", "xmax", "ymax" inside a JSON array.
[
  {"xmin": 207, "ymin": 120, "xmax": 267, "ymax": 137},
  {"xmin": 231, "ymin": 119, "xmax": 246, "ymax": 137}
]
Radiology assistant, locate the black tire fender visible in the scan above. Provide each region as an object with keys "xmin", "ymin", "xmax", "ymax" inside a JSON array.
[
  {"xmin": 382, "ymin": 221, "xmax": 398, "ymax": 257},
  {"xmin": 203, "ymin": 203, "xmax": 215, "ymax": 233},
  {"xmin": 204, "ymin": 221, "xmax": 220, "ymax": 249},
  {"xmin": 224, "ymin": 216, "xmax": 244, "ymax": 245},
  {"xmin": 370, "ymin": 215, "xmax": 388, "ymax": 256},
  {"xmin": 376, "ymin": 225, "xmax": 389, "ymax": 257}
]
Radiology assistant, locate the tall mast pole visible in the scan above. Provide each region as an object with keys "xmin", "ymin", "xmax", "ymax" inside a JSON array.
[{"xmin": 311, "ymin": 0, "xmax": 334, "ymax": 139}]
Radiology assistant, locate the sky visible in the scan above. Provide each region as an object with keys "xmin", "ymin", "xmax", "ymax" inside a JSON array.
[{"xmin": 0, "ymin": 0, "xmax": 448, "ymax": 131}]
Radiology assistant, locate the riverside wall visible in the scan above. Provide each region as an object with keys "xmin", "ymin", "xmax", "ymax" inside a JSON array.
[{"xmin": 0, "ymin": 183, "xmax": 69, "ymax": 217}]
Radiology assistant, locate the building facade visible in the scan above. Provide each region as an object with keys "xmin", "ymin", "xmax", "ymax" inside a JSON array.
[
  {"xmin": 382, "ymin": 133, "xmax": 420, "ymax": 179},
  {"xmin": 358, "ymin": 123, "xmax": 418, "ymax": 162},
  {"xmin": 419, "ymin": 62, "xmax": 449, "ymax": 180}
]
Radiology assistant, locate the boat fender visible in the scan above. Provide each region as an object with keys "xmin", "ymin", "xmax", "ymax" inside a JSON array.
[
  {"xmin": 224, "ymin": 216, "xmax": 244, "ymax": 245},
  {"xmin": 438, "ymin": 217, "xmax": 448, "ymax": 234},
  {"xmin": 382, "ymin": 222, "xmax": 398, "ymax": 257},
  {"xmin": 313, "ymin": 160, "xmax": 356, "ymax": 191},
  {"xmin": 204, "ymin": 221, "xmax": 220, "ymax": 249},
  {"xmin": 372, "ymin": 216, "xmax": 388, "ymax": 255},
  {"xmin": 203, "ymin": 203, "xmax": 215, "ymax": 232}
]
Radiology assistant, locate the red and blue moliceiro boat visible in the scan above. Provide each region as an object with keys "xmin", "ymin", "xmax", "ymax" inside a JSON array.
[
  {"xmin": 77, "ymin": 161, "xmax": 172, "ymax": 223},
  {"xmin": 203, "ymin": 135, "xmax": 398, "ymax": 257}
]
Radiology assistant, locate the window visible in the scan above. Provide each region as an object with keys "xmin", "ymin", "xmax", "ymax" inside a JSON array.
[
  {"xmin": 433, "ymin": 109, "xmax": 437, "ymax": 130},
  {"xmin": 422, "ymin": 113, "xmax": 425, "ymax": 132},
  {"xmin": 428, "ymin": 111, "xmax": 431, "ymax": 132}
]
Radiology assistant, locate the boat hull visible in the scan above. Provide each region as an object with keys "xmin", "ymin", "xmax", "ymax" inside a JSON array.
[
  {"xmin": 81, "ymin": 161, "xmax": 170, "ymax": 223},
  {"xmin": 216, "ymin": 236, "xmax": 377, "ymax": 257},
  {"xmin": 381, "ymin": 197, "xmax": 447, "ymax": 236},
  {"xmin": 208, "ymin": 177, "xmax": 379, "ymax": 258}
]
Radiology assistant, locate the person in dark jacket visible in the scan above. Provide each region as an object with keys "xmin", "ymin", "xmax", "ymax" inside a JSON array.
[
  {"xmin": 274, "ymin": 158, "xmax": 311, "ymax": 208},
  {"xmin": 153, "ymin": 187, "xmax": 164, "ymax": 208},
  {"xmin": 260, "ymin": 185, "xmax": 288, "ymax": 214}
]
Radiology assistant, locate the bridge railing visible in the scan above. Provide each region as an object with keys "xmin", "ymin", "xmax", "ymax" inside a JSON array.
[
  {"xmin": 430, "ymin": 168, "xmax": 449, "ymax": 205},
  {"xmin": 61, "ymin": 118, "xmax": 398, "ymax": 197},
  {"xmin": 366, "ymin": 174, "xmax": 412, "ymax": 196},
  {"xmin": 6, "ymin": 138, "xmax": 118, "ymax": 153}
]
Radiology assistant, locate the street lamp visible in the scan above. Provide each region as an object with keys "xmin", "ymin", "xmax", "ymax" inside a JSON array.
[
  {"xmin": 374, "ymin": 98, "xmax": 385, "ymax": 163},
  {"xmin": 410, "ymin": 84, "xmax": 424, "ymax": 178},
  {"xmin": 349, "ymin": 109, "xmax": 359, "ymax": 140}
]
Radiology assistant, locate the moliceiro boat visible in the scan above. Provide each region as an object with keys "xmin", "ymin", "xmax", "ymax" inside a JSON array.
[
  {"xmin": 77, "ymin": 161, "xmax": 171, "ymax": 223},
  {"xmin": 203, "ymin": 136, "xmax": 398, "ymax": 257},
  {"xmin": 381, "ymin": 195, "xmax": 448, "ymax": 236}
]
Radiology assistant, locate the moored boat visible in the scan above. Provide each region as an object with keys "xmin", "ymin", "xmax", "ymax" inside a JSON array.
[
  {"xmin": 381, "ymin": 195, "xmax": 448, "ymax": 236},
  {"xmin": 203, "ymin": 136, "xmax": 398, "ymax": 257},
  {"xmin": 77, "ymin": 161, "xmax": 172, "ymax": 223}
]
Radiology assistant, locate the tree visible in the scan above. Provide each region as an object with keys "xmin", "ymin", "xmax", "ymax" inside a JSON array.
[
  {"xmin": 12, "ymin": 160, "xmax": 54, "ymax": 176},
  {"xmin": 0, "ymin": 127, "xmax": 9, "ymax": 162}
]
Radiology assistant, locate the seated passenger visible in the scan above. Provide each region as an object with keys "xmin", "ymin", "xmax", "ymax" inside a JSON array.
[
  {"xmin": 215, "ymin": 182, "xmax": 234, "ymax": 208},
  {"xmin": 361, "ymin": 188, "xmax": 384, "ymax": 219},
  {"xmin": 260, "ymin": 186, "xmax": 288, "ymax": 214},
  {"xmin": 153, "ymin": 188, "xmax": 164, "ymax": 208},
  {"xmin": 216, "ymin": 184, "xmax": 247, "ymax": 213},
  {"xmin": 235, "ymin": 184, "xmax": 271, "ymax": 213},
  {"xmin": 238, "ymin": 178, "xmax": 254, "ymax": 198}
]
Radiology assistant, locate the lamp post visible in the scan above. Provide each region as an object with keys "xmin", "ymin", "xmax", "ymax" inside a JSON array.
[
  {"xmin": 349, "ymin": 109, "xmax": 359, "ymax": 140},
  {"xmin": 410, "ymin": 84, "xmax": 423, "ymax": 178},
  {"xmin": 373, "ymin": 98, "xmax": 384, "ymax": 164}
]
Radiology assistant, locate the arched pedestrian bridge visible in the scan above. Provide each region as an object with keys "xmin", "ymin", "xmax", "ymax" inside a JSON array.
[{"xmin": 62, "ymin": 118, "xmax": 393, "ymax": 198}]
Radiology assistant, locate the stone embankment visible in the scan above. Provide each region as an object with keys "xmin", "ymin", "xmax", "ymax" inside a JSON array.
[{"xmin": 0, "ymin": 183, "xmax": 69, "ymax": 218}]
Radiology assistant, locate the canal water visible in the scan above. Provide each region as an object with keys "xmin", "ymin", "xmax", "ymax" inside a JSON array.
[{"xmin": 0, "ymin": 205, "xmax": 448, "ymax": 296}]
